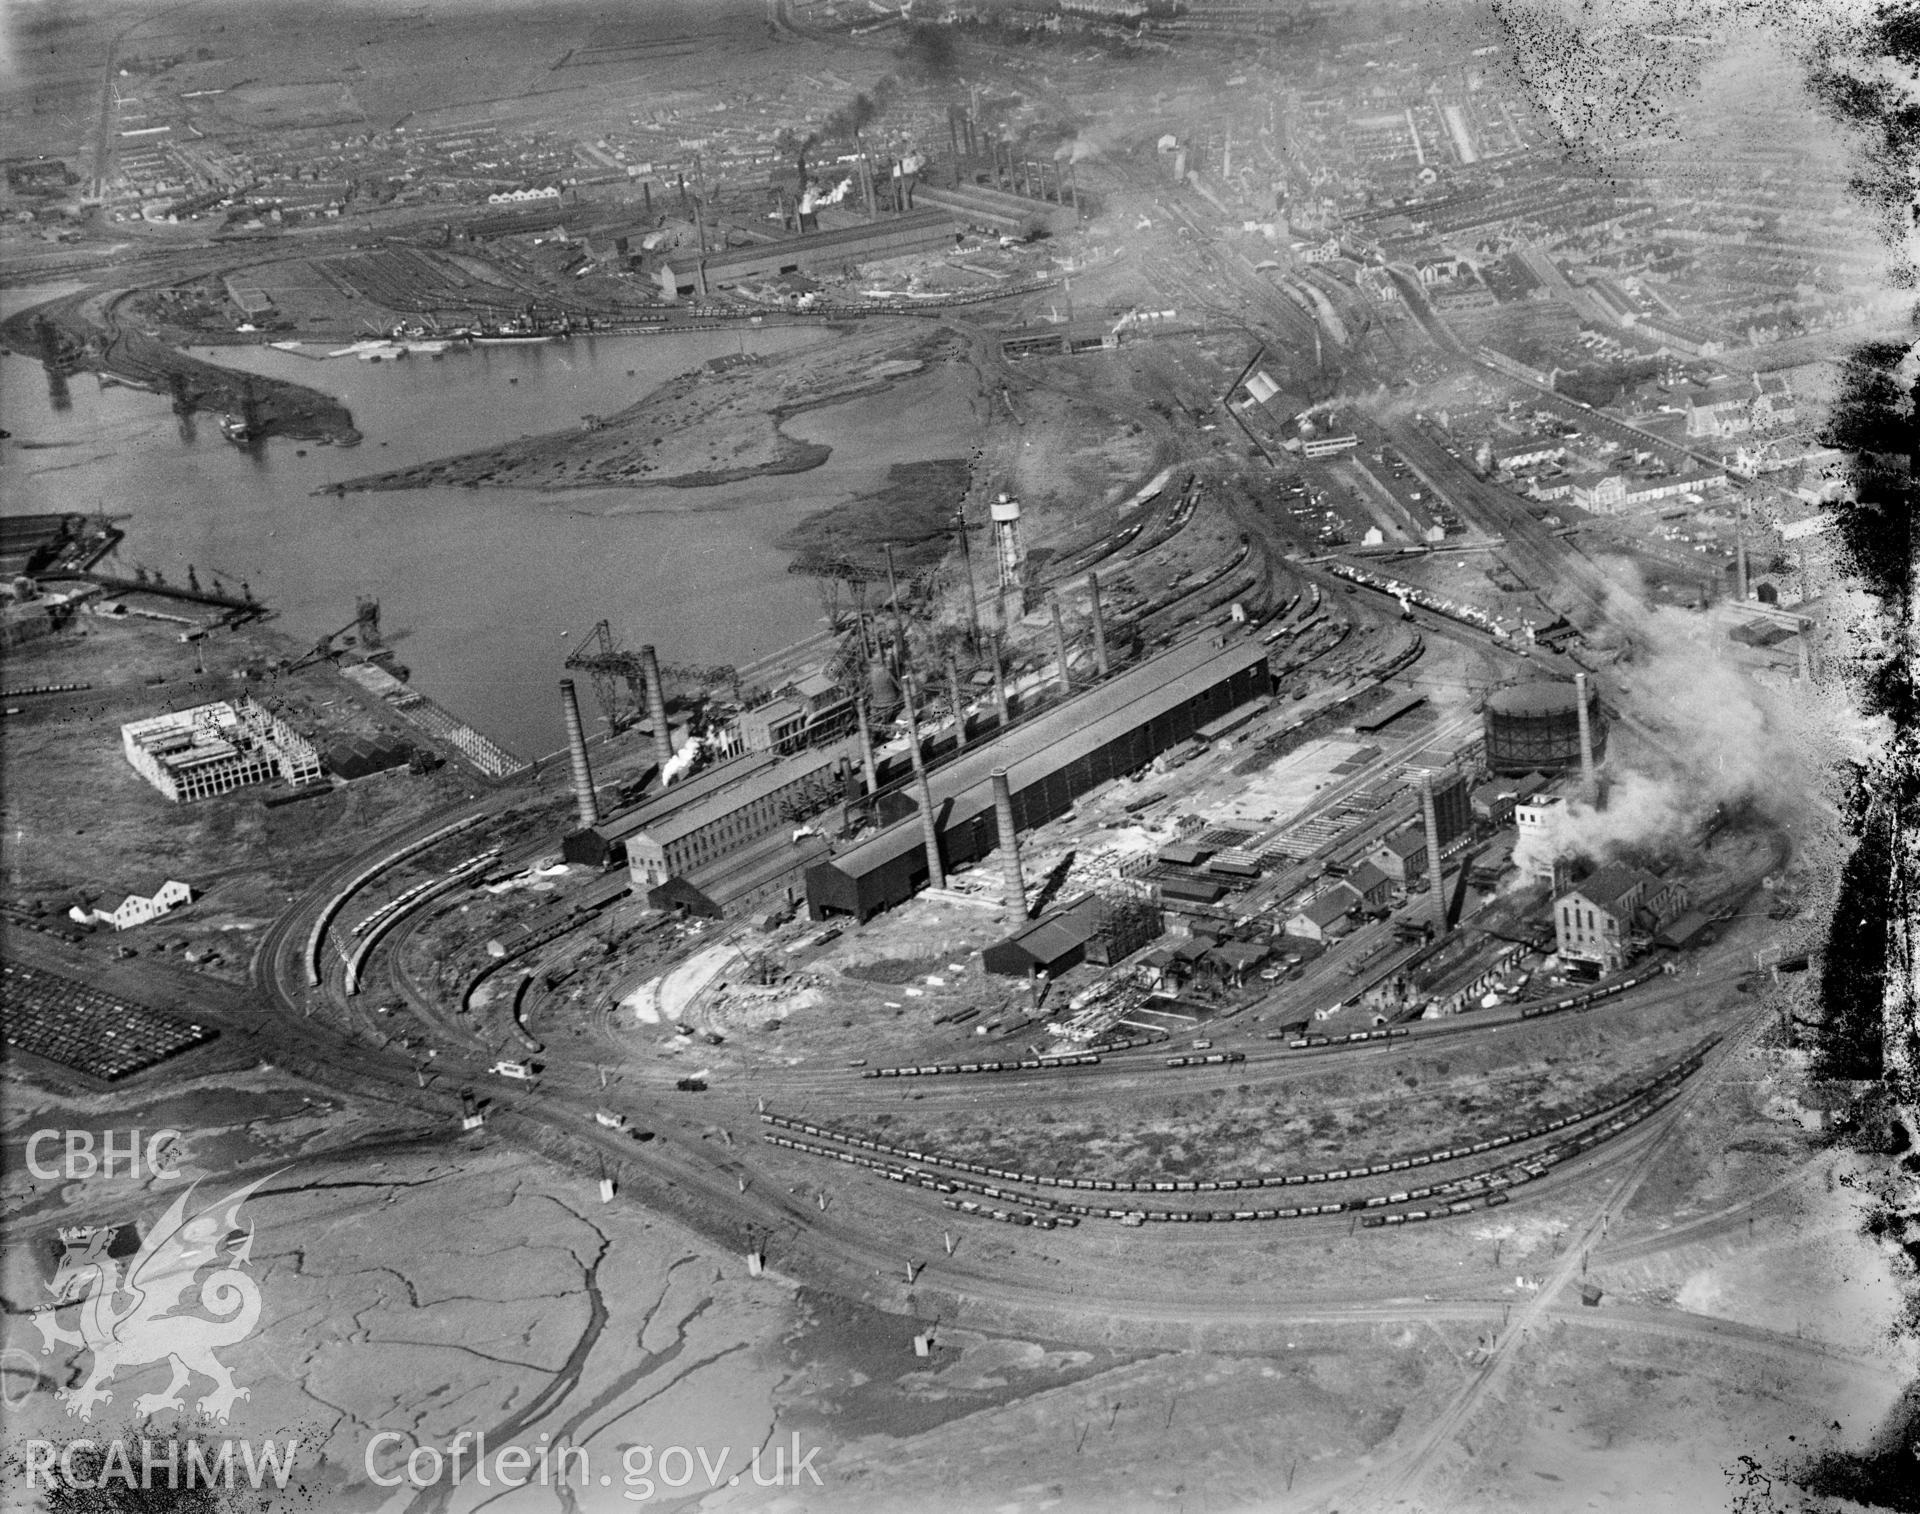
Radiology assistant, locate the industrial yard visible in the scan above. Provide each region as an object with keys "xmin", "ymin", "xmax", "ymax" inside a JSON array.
[{"xmin": 2, "ymin": 2, "xmax": 1912, "ymax": 1512}]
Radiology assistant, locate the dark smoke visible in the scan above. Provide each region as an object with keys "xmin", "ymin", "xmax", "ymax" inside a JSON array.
[
  {"xmin": 824, "ymin": 76, "xmax": 898, "ymax": 142},
  {"xmin": 897, "ymin": 22, "xmax": 958, "ymax": 84}
]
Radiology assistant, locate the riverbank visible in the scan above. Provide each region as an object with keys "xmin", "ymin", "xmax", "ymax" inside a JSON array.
[{"xmin": 0, "ymin": 288, "xmax": 361, "ymax": 447}]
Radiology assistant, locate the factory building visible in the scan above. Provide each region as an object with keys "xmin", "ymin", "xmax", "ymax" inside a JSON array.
[
  {"xmin": 914, "ymin": 182, "xmax": 1078, "ymax": 237},
  {"xmin": 122, "ymin": 699, "xmax": 323, "ymax": 803},
  {"xmin": 646, "ymin": 831, "xmax": 834, "ymax": 922},
  {"xmin": 625, "ymin": 740, "xmax": 856, "ymax": 888},
  {"xmin": 981, "ymin": 895, "xmax": 1163, "ymax": 979},
  {"xmin": 1471, "ymin": 770, "xmax": 1548, "ymax": 831},
  {"xmin": 563, "ymin": 752, "xmax": 781, "ymax": 868},
  {"xmin": 1286, "ymin": 882, "xmax": 1362, "ymax": 942},
  {"xmin": 1366, "ymin": 770, "xmax": 1473, "ymax": 882},
  {"xmin": 1482, "ymin": 679, "xmax": 1605, "ymax": 776},
  {"xmin": 737, "ymin": 671, "xmax": 857, "ymax": 755},
  {"xmin": 81, "ymin": 878, "xmax": 194, "ymax": 931},
  {"xmin": 1553, "ymin": 865, "xmax": 1692, "ymax": 975},
  {"xmin": 653, "ymin": 210, "xmax": 957, "ymax": 301},
  {"xmin": 806, "ymin": 635, "xmax": 1272, "ymax": 921}
]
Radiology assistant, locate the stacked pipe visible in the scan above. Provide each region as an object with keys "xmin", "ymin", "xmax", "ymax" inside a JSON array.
[{"xmin": 559, "ymin": 680, "xmax": 600, "ymax": 830}]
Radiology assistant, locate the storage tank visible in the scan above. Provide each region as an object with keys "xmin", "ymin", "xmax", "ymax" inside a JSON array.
[{"xmin": 1482, "ymin": 679, "xmax": 1604, "ymax": 775}]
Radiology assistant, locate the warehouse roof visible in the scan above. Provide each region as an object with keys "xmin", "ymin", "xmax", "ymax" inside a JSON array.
[
  {"xmin": 821, "ymin": 636, "xmax": 1269, "ymax": 880},
  {"xmin": 1293, "ymin": 883, "xmax": 1361, "ymax": 927},
  {"xmin": 1352, "ymin": 691, "xmax": 1427, "ymax": 733},
  {"xmin": 638, "ymin": 741, "xmax": 852, "ymax": 849},
  {"xmin": 1348, "ymin": 860, "xmax": 1392, "ymax": 895},
  {"xmin": 592, "ymin": 754, "xmax": 780, "ymax": 843},
  {"xmin": 1562, "ymin": 863, "xmax": 1648, "ymax": 910},
  {"xmin": 664, "ymin": 209, "xmax": 954, "ymax": 275}
]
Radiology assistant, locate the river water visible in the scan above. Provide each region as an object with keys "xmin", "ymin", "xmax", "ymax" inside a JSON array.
[{"xmin": 1, "ymin": 321, "xmax": 968, "ymax": 759}]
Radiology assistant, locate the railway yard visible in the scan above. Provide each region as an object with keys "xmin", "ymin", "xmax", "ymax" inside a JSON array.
[{"xmin": 2, "ymin": 3, "xmax": 1912, "ymax": 1512}]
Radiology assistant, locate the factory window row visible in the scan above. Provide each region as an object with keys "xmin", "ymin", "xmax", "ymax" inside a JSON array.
[{"xmin": 659, "ymin": 772, "xmax": 829, "ymax": 875}]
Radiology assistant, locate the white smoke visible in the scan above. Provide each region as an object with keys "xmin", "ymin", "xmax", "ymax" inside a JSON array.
[
  {"xmin": 660, "ymin": 735, "xmax": 703, "ymax": 787},
  {"xmin": 797, "ymin": 177, "xmax": 854, "ymax": 215},
  {"xmin": 1508, "ymin": 572, "xmax": 1830, "ymax": 879}
]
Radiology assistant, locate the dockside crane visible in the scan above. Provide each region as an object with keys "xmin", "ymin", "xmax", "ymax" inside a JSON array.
[{"xmin": 562, "ymin": 620, "xmax": 740, "ymax": 730}]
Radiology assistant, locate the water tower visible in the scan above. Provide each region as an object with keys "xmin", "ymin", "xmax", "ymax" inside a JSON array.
[{"xmin": 991, "ymin": 493, "xmax": 1026, "ymax": 620}]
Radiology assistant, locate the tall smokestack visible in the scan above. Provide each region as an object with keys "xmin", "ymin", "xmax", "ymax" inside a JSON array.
[
  {"xmin": 956, "ymin": 524, "xmax": 983, "ymax": 651},
  {"xmin": 855, "ymin": 687, "xmax": 880, "ymax": 795},
  {"xmin": 694, "ymin": 200, "xmax": 707, "ymax": 255},
  {"xmin": 1419, "ymin": 773, "xmax": 1449, "ymax": 938},
  {"xmin": 643, "ymin": 180, "xmax": 651, "ymax": 213},
  {"xmin": 946, "ymin": 648, "xmax": 969, "ymax": 750},
  {"xmin": 992, "ymin": 768, "xmax": 1026, "ymax": 918},
  {"xmin": 1573, "ymin": 672, "xmax": 1597, "ymax": 802},
  {"xmin": 990, "ymin": 634, "xmax": 1011, "ymax": 727},
  {"xmin": 1051, "ymin": 597, "xmax": 1072, "ymax": 695},
  {"xmin": 1735, "ymin": 502, "xmax": 1749, "ymax": 602},
  {"xmin": 899, "ymin": 672, "xmax": 945, "ymax": 890},
  {"xmin": 1070, "ymin": 160, "xmax": 1080, "ymax": 217},
  {"xmin": 642, "ymin": 645, "xmax": 673, "ymax": 778},
  {"xmin": 1088, "ymin": 572, "xmax": 1110, "ymax": 678},
  {"xmin": 560, "ymin": 679, "xmax": 599, "ymax": 829}
]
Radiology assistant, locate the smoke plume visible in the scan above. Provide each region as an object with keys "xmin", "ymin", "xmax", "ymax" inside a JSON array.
[{"xmin": 1509, "ymin": 569, "xmax": 1833, "ymax": 878}]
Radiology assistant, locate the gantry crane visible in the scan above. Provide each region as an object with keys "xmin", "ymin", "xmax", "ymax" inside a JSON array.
[
  {"xmin": 562, "ymin": 619, "xmax": 740, "ymax": 731},
  {"xmin": 562, "ymin": 620, "xmax": 650, "ymax": 733}
]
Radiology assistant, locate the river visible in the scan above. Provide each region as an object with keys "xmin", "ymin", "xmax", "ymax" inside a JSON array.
[{"xmin": 1, "ymin": 322, "xmax": 968, "ymax": 760}]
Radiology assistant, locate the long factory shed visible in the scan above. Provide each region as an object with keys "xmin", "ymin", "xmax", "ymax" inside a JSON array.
[{"xmin": 805, "ymin": 633, "xmax": 1272, "ymax": 921}]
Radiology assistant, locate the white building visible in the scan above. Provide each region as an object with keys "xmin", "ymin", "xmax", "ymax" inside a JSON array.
[
  {"xmin": 122, "ymin": 698, "xmax": 323, "ymax": 802},
  {"xmin": 76, "ymin": 878, "xmax": 195, "ymax": 931}
]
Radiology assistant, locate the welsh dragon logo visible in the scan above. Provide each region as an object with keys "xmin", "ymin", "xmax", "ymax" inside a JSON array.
[{"xmin": 33, "ymin": 1175, "xmax": 273, "ymax": 1423}]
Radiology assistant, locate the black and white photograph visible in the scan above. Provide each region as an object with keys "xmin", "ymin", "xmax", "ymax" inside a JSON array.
[{"xmin": 1, "ymin": 0, "xmax": 1915, "ymax": 1510}]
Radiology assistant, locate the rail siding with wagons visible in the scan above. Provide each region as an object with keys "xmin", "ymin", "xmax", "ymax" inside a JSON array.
[{"xmin": 759, "ymin": 1040, "xmax": 1713, "ymax": 1228}]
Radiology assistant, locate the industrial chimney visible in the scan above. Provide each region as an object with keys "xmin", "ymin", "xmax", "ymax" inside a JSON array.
[
  {"xmin": 641, "ymin": 645, "xmax": 674, "ymax": 779},
  {"xmin": 855, "ymin": 688, "xmax": 880, "ymax": 795},
  {"xmin": 1419, "ymin": 773, "xmax": 1450, "ymax": 938},
  {"xmin": 559, "ymin": 679, "xmax": 599, "ymax": 830},
  {"xmin": 946, "ymin": 648, "xmax": 969, "ymax": 750},
  {"xmin": 1051, "ymin": 597, "xmax": 1072, "ymax": 695},
  {"xmin": 1735, "ymin": 501, "xmax": 1750, "ymax": 602},
  {"xmin": 992, "ymin": 768, "xmax": 1026, "ymax": 917},
  {"xmin": 1088, "ymin": 572, "xmax": 1110, "ymax": 678},
  {"xmin": 899, "ymin": 672, "xmax": 945, "ymax": 890},
  {"xmin": 1573, "ymin": 672, "xmax": 1598, "ymax": 802}
]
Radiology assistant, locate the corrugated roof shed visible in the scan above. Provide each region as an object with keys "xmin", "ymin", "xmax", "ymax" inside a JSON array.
[
  {"xmin": 640, "ymin": 740, "xmax": 851, "ymax": 848},
  {"xmin": 592, "ymin": 754, "xmax": 780, "ymax": 843},
  {"xmin": 822, "ymin": 637, "xmax": 1268, "ymax": 884}
]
